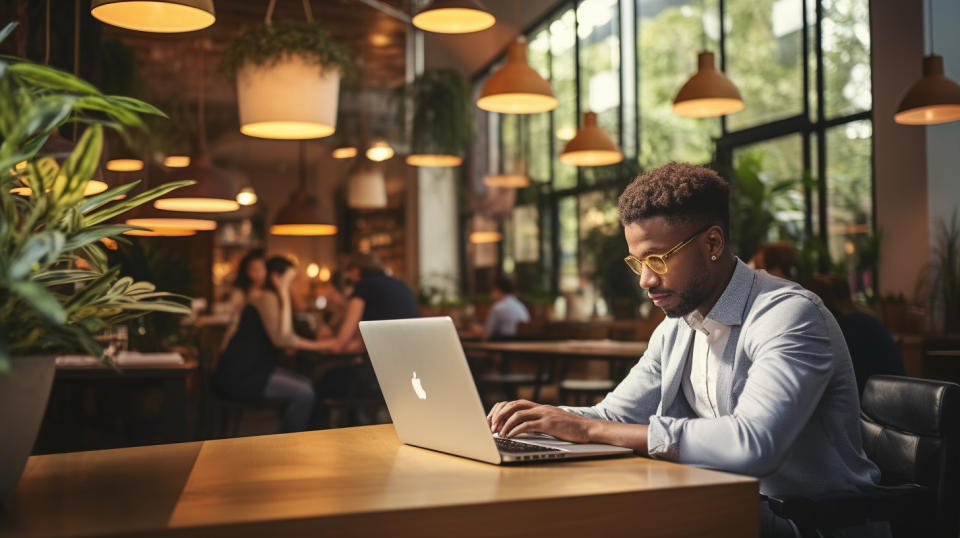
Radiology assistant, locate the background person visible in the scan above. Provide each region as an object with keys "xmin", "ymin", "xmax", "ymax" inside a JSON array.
[
  {"xmin": 220, "ymin": 249, "xmax": 266, "ymax": 350},
  {"xmin": 214, "ymin": 256, "xmax": 329, "ymax": 433},
  {"xmin": 808, "ymin": 274, "xmax": 906, "ymax": 395},
  {"xmin": 484, "ymin": 274, "xmax": 530, "ymax": 340}
]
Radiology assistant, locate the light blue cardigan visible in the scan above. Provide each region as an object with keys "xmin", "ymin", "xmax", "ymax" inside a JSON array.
[{"xmin": 563, "ymin": 260, "xmax": 881, "ymax": 496}]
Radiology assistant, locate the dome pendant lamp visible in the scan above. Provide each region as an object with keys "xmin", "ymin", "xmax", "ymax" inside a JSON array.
[
  {"xmin": 673, "ymin": 51, "xmax": 744, "ymax": 118},
  {"xmin": 91, "ymin": 0, "xmax": 215, "ymax": 33},
  {"xmin": 895, "ymin": 55, "xmax": 960, "ymax": 124},
  {"xmin": 271, "ymin": 142, "xmax": 338, "ymax": 236},
  {"xmin": 894, "ymin": 1, "xmax": 960, "ymax": 125},
  {"xmin": 154, "ymin": 50, "xmax": 239, "ymax": 213},
  {"xmin": 560, "ymin": 112, "xmax": 623, "ymax": 167},
  {"xmin": 477, "ymin": 38, "xmax": 557, "ymax": 114},
  {"xmin": 412, "ymin": 0, "xmax": 496, "ymax": 34}
]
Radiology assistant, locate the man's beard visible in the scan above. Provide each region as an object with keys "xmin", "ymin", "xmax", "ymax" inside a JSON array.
[{"xmin": 659, "ymin": 273, "xmax": 713, "ymax": 318}]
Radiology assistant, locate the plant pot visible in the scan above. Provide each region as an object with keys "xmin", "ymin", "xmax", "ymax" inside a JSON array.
[
  {"xmin": 236, "ymin": 53, "xmax": 341, "ymax": 140},
  {"xmin": 0, "ymin": 355, "xmax": 56, "ymax": 499}
]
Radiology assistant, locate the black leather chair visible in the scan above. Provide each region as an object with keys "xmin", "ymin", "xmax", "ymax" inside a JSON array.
[{"xmin": 766, "ymin": 375, "xmax": 960, "ymax": 537}]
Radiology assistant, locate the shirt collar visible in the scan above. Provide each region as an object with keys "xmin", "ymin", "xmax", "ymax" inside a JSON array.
[{"xmin": 704, "ymin": 258, "xmax": 755, "ymax": 326}]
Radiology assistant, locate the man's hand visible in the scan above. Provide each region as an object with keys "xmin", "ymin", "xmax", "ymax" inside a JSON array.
[{"xmin": 487, "ymin": 399, "xmax": 593, "ymax": 444}]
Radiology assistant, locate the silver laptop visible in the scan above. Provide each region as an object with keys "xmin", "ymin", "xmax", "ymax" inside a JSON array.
[{"xmin": 358, "ymin": 317, "xmax": 634, "ymax": 464}]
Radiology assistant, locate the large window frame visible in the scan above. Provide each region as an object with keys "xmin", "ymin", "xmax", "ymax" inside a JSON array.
[{"xmin": 468, "ymin": 0, "xmax": 874, "ymax": 297}]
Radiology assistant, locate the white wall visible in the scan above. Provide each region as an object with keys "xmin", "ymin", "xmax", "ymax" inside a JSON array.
[{"xmin": 926, "ymin": 0, "xmax": 960, "ymax": 239}]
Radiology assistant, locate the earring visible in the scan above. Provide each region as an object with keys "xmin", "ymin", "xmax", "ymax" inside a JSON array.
[{"xmin": 711, "ymin": 255, "xmax": 717, "ymax": 261}]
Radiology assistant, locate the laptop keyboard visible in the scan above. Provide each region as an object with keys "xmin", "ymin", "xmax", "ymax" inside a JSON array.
[{"xmin": 495, "ymin": 436, "xmax": 561, "ymax": 453}]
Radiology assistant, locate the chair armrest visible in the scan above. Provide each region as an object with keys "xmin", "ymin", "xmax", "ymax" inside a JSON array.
[{"xmin": 764, "ymin": 484, "xmax": 930, "ymax": 529}]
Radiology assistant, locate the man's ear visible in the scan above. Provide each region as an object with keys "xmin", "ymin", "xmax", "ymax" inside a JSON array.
[{"xmin": 706, "ymin": 225, "xmax": 725, "ymax": 258}]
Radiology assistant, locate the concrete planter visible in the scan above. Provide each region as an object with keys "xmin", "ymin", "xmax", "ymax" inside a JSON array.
[{"xmin": 0, "ymin": 355, "xmax": 56, "ymax": 500}]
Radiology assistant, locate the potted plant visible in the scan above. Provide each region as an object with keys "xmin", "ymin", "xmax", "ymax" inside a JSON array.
[
  {"xmin": 221, "ymin": 20, "xmax": 355, "ymax": 140},
  {"xmin": 0, "ymin": 22, "xmax": 192, "ymax": 498},
  {"xmin": 929, "ymin": 209, "xmax": 960, "ymax": 334},
  {"xmin": 402, "ymin": 68, "xmax": 472, "ymax": 167}
]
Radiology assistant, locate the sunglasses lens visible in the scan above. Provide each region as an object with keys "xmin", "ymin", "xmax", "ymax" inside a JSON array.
[{"xmin": 647, "ymin": 257, "xmax": 668, "ymax": 274}]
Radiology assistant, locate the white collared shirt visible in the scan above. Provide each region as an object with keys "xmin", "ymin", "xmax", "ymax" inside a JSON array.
[{"xmin": 681, "ymin": 310, "xmax": 731, "ymax": 418}]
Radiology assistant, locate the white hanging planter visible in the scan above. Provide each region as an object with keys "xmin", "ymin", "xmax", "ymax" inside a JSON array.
[
  {"xmin": 348, "ymin": 165, "xmax": 387, "ymax": 209},
  {"xmin": 237, "ymin": 53, "xmax": 341, "ymax": 140}
]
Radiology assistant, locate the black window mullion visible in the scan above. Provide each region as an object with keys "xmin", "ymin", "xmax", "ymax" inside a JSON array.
[{"xmin": 815, "ymin": 0, "xmax": 828, "ymax": 270}]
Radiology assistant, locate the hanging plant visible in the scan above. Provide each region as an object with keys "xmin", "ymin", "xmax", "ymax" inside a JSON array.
[
  {"xmin": 220, "ymin": 20, "xmax": 356, "ymax": 140},
  {"xmin": 403, "ymin": 68, "xmax": 472, "ymax": 167}
]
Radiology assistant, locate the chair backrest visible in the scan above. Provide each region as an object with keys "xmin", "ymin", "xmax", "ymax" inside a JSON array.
[{"xmin": 860, "ymin": 375, "xmax": 960, "ymax": 537}]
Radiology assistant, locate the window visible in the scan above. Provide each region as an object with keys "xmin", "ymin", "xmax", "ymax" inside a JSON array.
[
  {"xmin": 551, "ymin": 9, "xmax": 578, "ymax": 190},
  {"xmin": 822, "ymin": 0, "xmax": 871, "ymax": 118},
  {"xmin": 637, "ymin": 0, "xmax": 720, "ymax": 169},
  {"xmin": 578, "ymin": 0, "xmax": 621, "ymax": 141},
  {"xmin": 725, "ymin": 0, "xmax": 805, "ymax": 130},
  {"xmin": 826, "ymin": 120, "xmax": 872, "ymax": 284}
]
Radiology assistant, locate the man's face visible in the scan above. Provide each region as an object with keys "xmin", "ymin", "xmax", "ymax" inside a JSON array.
[
  {"xmin": 344, "ymin": 267, "xmax": 361, "ymax": 286},
  {"xmin": 624, "ymin": 216, "xmax": 713, "ymax": 318}
]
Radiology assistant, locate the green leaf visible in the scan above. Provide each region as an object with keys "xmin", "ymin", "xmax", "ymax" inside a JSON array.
[
  {"xmin": 9, "ymin": 62, "xmax": 100, "ymax": 95},
  {"xmin": 73, "ymin": 95, "xmax": 140, "ymax": 127},
  {"xmin": 9, "ymin": 231, "xmax": 65, "ymax": 279},
  {"xmin": 32, "ymin": 269, "xmax": 100, "ymax": 286},
  {"xmin": 115, "ymin": 301, "xmax": 191, "ymax": 315},
  {"xmin": 84, "ymin": 180, "xmax": 194, "ymax": 226},
  {"xmin": 0, "ymin": 22, "xmax": 17, "ymax": 46},
  {"xmin": 78, "ymin": 180, "xmax": 140, "ymax": 214},
  {"xmin": 63, "ymin": 224, "xmax": 137, "ymax": 251},
  {"xmin": 104, "ymin": 95, "xmax": 167, "ymax": 118},
  {"xmin": 8, "ymin": 97, "xmax": 75, "ymax": 146},
  {"xmin": 53, "ymin": 125, "xmax": 102, "ymax": 204},
  {"xmin": 10, "ymin": 280, "xmax": 67, "ymax": 324},
  {"xmin": 125, "ymin": 281, "xmax": 156, "ymax": 295}
]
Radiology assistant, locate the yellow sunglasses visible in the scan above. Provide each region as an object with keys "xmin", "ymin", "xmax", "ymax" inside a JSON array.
[{"xmin": 624, "ymin": 225, "xmax": 711, "ymax": 276}]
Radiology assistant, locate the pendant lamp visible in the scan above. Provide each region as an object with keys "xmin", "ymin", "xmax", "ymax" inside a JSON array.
[
  {"xmin": 560, "ymin": 112, "xmax": 623, "ymax": 166},
  {"xmin": 154, "ymin": 49, "xmax": 239, "ymax": 213},
  {"xmin": 366, "ymin": 138, "xmax": 394, "ymax": 162},
  {"xmin": 236, "ymin": 187, "xmax": 258, "ymax": 206},
  {"xmin": 895, "ymin": 0, "xmax": 960, "ymax": 124},
  {"xmin": 412, "ymin": 0, "xmax": 495, "ymax": 34},
  {"xmin": 895, "ymin": 55, "xmax": 960, "ymax": 124},
  {"xmin": 164, "ymin": 155, "xmax": 191, "ymax": 168},
  {"xmin": 406, "ymin": 154, "xmax": 463, "ymax": 167},
  {"xmin": 673, "ymin": 51, "xmax": 744, "ymax": 118},
  {"xmin": 271, "ymin": 142, "xmax": 338, "ymax": 236},
  {"xmin": 347, "ymin": 162, "xmax": 387, "ymax": 209},
  {"xmin": 106, "ymin": 158, "xmax": 144, "ymax": 172},
  {"xmin": 124, "ymin": 200, "xmax": 216, "ymax": 236},
  {"xmin": 477, "ymin": 38, "xmax": 557, "ymax": 114},
  {"xmin": 91, "ymin": 0, "xmax": 215, "ymax": 33},
  {"xmin": 483, "ymin": 174, "xmax": 530, "ymax": 188},
  {"xmin": 469, "ymin": 230, "xmax": 503, "ymax": 243},
  {"xmin": 332, "ymin": 147, "xmax": 358, "ymax": 159}
]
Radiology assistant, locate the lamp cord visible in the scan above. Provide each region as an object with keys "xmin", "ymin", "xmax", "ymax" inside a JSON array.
[
  {"xmin": 266, "ymin": 0, "xmax": 314, "ymax": 24},
  {"xmin": 43, "ymin": 0, "xmax": 50, "ymax": 65},
  {"xmin": 927, "ymin": 0, "xmax": 934, "ymax": 55},
  {"xmin": 73, "ymin": 0, "xmax": 79, "ymax": 140},
  {"xmin": 700, "ymin": 0, "xmax": 707, "ymax": 51}
]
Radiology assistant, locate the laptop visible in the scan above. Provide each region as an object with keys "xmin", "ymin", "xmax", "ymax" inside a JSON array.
[{"xmin": 358, "ymin": 317, "xmax": 634, "ymax": 464}]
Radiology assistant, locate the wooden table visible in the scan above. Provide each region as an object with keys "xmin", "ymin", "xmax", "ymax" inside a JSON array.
[
  {"xmin": 41, "ymin": 357, "xmax": 198, "ymax": 451},
  {"xmin": 463, "ymin": 339, "xmax": 648, "ymax": 359},
  {"xmin": 462, "ymin": 340, "xmax": 648, "ymax": 402},
  {"xmin": 0, "ymin": 425, "xmax": 758, "ymax": 537}
]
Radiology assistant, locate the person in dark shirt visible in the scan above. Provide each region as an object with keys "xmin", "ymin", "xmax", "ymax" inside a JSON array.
[
  {"xmin": 313, "ymin": 252, "xmax": 419, "ymax": 352},
  {"xmin": 808, "ymin": 275, "xmax": 906, "ymax": 395}
]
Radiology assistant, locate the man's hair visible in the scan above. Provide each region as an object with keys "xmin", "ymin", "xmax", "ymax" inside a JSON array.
[
  {"xmin": 494, "ymin": 274, "xmax": 516, "ymax": 295},
  {"xmin": 233, "ymin": 248, "xmax": 265, "ymax": 292},
  {"xmin": 345, "ymin": 252, "xmax": 384, "ymax": 278},
  {"xmin": 617, "ymin": 162, "xmax": 730, "ymax": 237}
]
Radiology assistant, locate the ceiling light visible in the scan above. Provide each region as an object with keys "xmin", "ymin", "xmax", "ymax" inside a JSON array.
[
  {"xmin": 370, "ymin": 33, "xmax": 390, "ymax": 46},
  {"xmin": 483, "ymin": 174, "xmax": 530, "ymax": 188},
  {"xmin": 366, "ymin": 139, "xmax": 394, "ymax": 162},
  {"xmin": 155, "ymin": 154, "xmax": 239, "ymax": 212},
  {"xmin": 469, "ymin": 231, "xmax": 503, "ymax": 243},
  {"xmin": 164, "ymin": 155, "xmax": 191, "ymax": 168},
  {"xmin": 405, "ymin": 154, "xmax": 463, "ymax": 167},
  {"xmin": 895, "ymin": 55, "xmax": 960, "ymax": 125},
  {"xmin": 477, "ymin": 38, "xmax": 557, "ymax": 114},
  {"xmin": 348, "ymin": 164, "xmax": 387, "ymax": 209},
  {"xmin": 106, "ymin": 158, "xmax": 144, "ymax": 172},
  {"xmin": 560, "ymin": 112, "xmax": 623, "ymax": 166},
  {"xmin": 272, "ymin": 141, "xmax": 338, "ymax": 236},
  {"xmin": 412, "ymin": 0, "xmax": 496, "ymax": 34},
  {"xmin": 673, "ymin": 51, "xmax": 744, "ymax": 118},
  {"xmin": 306, "ymin": 263, "xmax": 320, "ymax": 278},
  {"xmin": 332, "ymin": 146, "xmax": 358, "ymax": 159},
  {"xmin": 124, "ymin": 227, "xmax": 198, "ymax": 237},
  {"xmin": 90, "ymin": 0, "xmax": 215, "ymax": 33},
  {"xmin": 236, "ymin": 187, "xmax": 258, "ymax": 206}
]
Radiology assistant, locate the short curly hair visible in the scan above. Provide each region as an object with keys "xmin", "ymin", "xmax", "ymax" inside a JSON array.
[{"xmin": 617, "ymin": 162, "xmax": 730, "ymax": 236}]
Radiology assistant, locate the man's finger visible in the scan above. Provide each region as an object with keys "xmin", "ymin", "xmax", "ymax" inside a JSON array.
[{"xmin": 498, "ymin": 407, "xmax": 539, "ymax": 437}]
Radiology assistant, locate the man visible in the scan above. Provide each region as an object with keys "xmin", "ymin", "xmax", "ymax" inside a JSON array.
[
  {"xmin": 487, "ymin": 163, "xmax": 882, "ymax": 536},
  {"xmin": 484, "ymin": 274, "xmax": 530, "ymax": 340},
  {"xmin": 314, "ymin": 252, "xmax": 419, "ymax": 352}
]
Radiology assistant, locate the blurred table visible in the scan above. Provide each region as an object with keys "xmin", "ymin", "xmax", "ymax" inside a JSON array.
[
  {"xmin": 41, "ymin": 353, "xmax": 197, "ymax": 450},
  {"xmin": 1, "ymin": 424, "xmax": 758, "ymax": 537},
  {"xmin": 463, "ymin": 339, "xmax": 648, "ymax": 359}
]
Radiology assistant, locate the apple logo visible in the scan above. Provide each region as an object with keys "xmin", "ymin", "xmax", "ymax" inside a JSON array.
[{"xmin": 411, "ymin": 371, "xmax": 427, "ymax": 400}]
